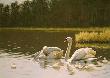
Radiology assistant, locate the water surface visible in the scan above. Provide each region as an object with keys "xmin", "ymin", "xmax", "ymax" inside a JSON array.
[{"xmin": 0, "ymin": 29, "xmax": 110, "ymax": 78}]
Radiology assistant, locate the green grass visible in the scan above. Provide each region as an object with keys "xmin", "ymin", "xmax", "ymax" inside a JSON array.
[
  {"xmin": 75, "ymin": 30, "xmax": 110, "ymax": 43},
  {"xmin": 0, "ymin": 27, "xmax": 110, "ymax": 32},
  {"xmin": 76, "ymin": 43, "xmax": 110, "ymax": 49}
]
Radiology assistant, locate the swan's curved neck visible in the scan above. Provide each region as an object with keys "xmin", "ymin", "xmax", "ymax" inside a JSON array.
[{"xmin": 65, "ymin": 41, "xmax": 72, "ymax": 61}]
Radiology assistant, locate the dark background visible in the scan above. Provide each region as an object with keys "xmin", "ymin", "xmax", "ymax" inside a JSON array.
[{"xmin": 0, "ymin": 0, "xmax": 110, "ymax": 27}]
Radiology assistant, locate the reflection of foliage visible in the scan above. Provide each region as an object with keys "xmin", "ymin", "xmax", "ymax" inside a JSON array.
[
  {"xmin": 75, "ymin": 31, "xmax": 110, "ymax": 43},
  {"xmin": 76, "ymin": 43, "xmax": 110, "ymax": 49}
]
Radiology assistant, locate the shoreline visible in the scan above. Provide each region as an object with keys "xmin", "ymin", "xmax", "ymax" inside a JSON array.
[{"xmin": 0, "ymin": 27, "xmax": 110, "ymax": 32}]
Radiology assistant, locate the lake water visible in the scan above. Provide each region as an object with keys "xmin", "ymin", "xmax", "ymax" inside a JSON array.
[{"xmin": 0, "ymin": 29, "xmax": 110, "ymax": 78}]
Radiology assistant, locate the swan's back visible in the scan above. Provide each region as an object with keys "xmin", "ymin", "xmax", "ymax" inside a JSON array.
[
  {"xmin": 42, "ymin": 46, "xmax": 63, "ymax": 58},
  {"xmin": 43, "ymin": 46, "xmax": 62, "ymax": 54},
  {"xmin": 85, "ymin": 48, "xmax": 96, "ymax": 58},
  {"xmin": 70, "ymin": 48, "xmax": 87, "ymax": 61},
  {"xmin": 68, "ymin": 48, "xmax": 96, "ymax": 63},
  {"xmin": 43, "ymin": 47, "xmax": 62, "ymax": 53}
]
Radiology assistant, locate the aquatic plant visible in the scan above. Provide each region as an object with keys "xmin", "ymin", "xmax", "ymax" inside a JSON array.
[{"xmin": 75, "ymin": 30, "xmax": 110, "ymax": 43}]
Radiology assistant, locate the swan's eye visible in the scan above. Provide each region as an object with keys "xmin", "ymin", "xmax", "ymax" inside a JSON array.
[{"xmin": 64, "ymin": 39, "xmax": 67, "ymax": 42}]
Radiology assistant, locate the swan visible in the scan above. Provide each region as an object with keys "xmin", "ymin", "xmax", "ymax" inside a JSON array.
[
  {"xmin": 64, "ymin": 37, "xmax": 96, "ymax": 63},
  {"xmin": 34, "ymin": 46, "xmax": 64, "ymax": 59}
]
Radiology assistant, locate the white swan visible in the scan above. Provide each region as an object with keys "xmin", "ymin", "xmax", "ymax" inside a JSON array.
[
  {"xmin": 64, "ymin": 37, "xmax": 96, "ymax": 63},
  {"xmin": 34, "ymin": 46, "xmax": 63, "ymax": 59}
]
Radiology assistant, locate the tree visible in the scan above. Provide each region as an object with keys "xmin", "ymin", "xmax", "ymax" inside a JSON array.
[
  {"xmin": 2, "ymin": 5, "xmax": 10, "ymax": 26},
  {"xmin": 20, "ymin": 0, "xmax": 32, "ymax": 26},
  {"xmin": 0, "ymin": 3, "xmax": 4, "ymax": 26},
  {"xmin": 10, "ymin": 1, "xmax": 20, "ymax": 26},
  {"xmin": 31, "ymin": 0, "xmax": 49, "ymax": 26}
]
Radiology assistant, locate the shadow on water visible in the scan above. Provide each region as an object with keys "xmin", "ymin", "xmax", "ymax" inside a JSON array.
[{"xmin": 0, "ymin": 29, "xmax": 110, "ymax": 78}]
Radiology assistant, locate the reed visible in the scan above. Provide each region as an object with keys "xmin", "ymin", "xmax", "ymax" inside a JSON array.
[{"xmin": 75, "ymin": 30, "xmax": 110, "ymax": 43}]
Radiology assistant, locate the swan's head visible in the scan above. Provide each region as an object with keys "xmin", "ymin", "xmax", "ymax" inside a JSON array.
[
  {"xmin": 65, "ymin": 37, "xmax": 72, "ymax": 43},
  {"xmin": 43, "ymin": 46, "xmax": 47, "ymax": 50},
  {"xmin": 42, "ymin": 46, "xmax": 48, "ymax": 56}
]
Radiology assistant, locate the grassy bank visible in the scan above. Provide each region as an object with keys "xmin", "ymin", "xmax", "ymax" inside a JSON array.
[
  {"xmin": 75, "ymin": 30, "xmax": 110, "ymax": 43},
  {"xmin": 0, "ymin": 27, "xmax": 110, "ymax": 32},
  {"xmin": 76, "ymin": 43, "xmax": 110, "ymax": 49}
]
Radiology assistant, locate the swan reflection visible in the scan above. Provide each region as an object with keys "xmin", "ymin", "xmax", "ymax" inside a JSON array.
[
  {"xmin": 33, "ymin": 56, "xmax": 109, "ymax": 76},
  {"xmin": 34, "ymin": 58, "xmax": 64, "ymax": 70}
]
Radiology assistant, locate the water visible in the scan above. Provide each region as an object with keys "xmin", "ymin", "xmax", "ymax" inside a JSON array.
[{"xmin": 0, "ymin": 29, "xmax": 110, "ymax": 78}]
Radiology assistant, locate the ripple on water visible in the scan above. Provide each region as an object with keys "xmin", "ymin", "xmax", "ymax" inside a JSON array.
[{"xmin": 0, "ymin": 52, "xmax": 110, "ymax": 78}]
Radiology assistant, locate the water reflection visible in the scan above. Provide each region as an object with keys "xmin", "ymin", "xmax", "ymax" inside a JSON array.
[
  {"xmin": 34, "ymin": 52, "xmax": 109, "ymax": 75},
  {"xmin": 0, "ymin": 30, "xmax": 75, "ymax": 56},
  {"xmin": 34, "ymin": 58, "xmax": 64, "ymax": 70}
]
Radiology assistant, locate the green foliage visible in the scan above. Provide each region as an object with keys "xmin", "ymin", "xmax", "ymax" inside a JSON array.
[
  {"xmin": 75, "ymin": 30, "xmax": 110, "ymax": 43},
  {"xmin": 0, "ymin": 0, "xmax": 110, "ymax": 27}
]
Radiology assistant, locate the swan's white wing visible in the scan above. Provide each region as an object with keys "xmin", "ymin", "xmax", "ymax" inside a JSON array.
[
  {"xmin": 84, "ymin": 48, "xmax": 96, "ymax": 58},
  {"xmin": 46, "ymin": 47, "xmax": 61, "ymax": 52},
  {"xmin": 43, "ymin": 47, "xmax": 62, "ymax": 55},
  {"xmin": 69, "ymin": 48, "xmax": 87, "ymax": 62}
]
